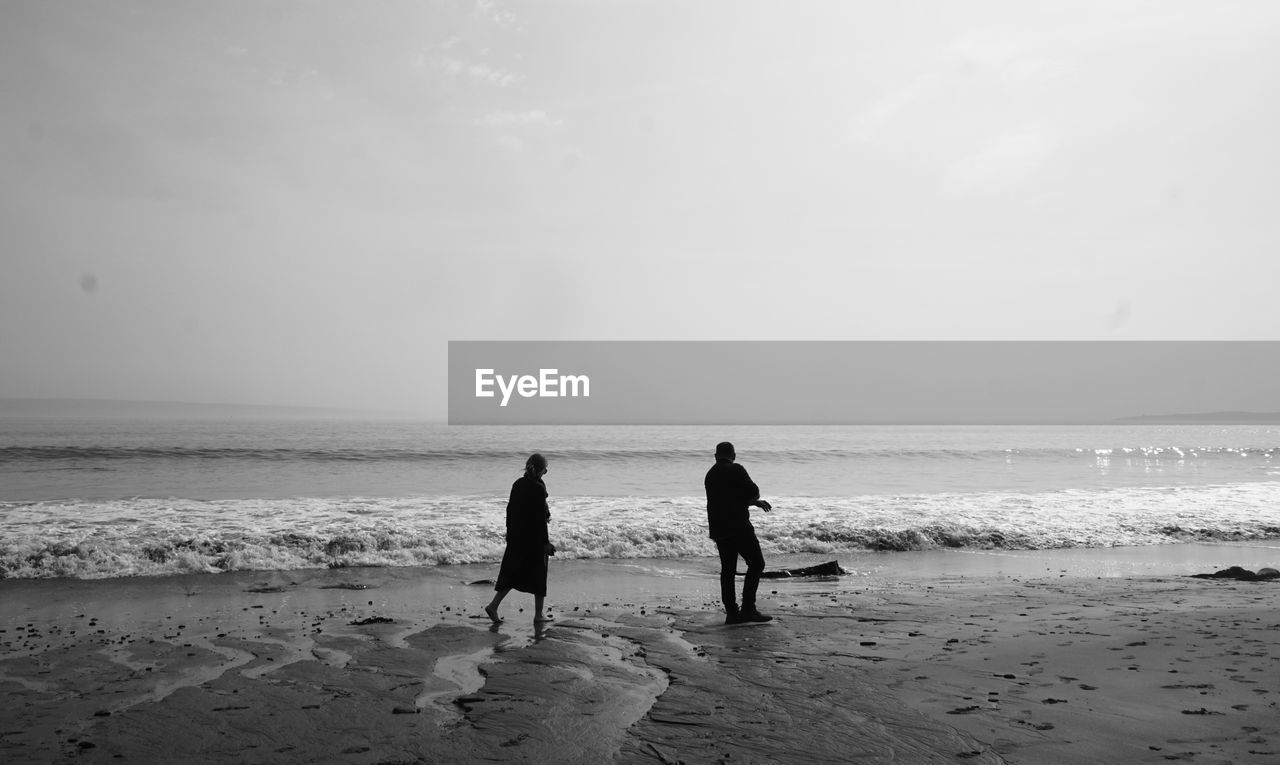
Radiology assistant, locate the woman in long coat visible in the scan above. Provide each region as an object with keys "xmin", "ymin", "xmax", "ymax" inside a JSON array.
[{"xmin": 485, "ymin": 453, "xmax": 555, "ymax": 623}]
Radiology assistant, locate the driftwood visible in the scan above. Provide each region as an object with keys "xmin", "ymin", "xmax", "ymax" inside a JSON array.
[
  {"xmin": 1190, "ymin": 566, "xmax": 1280, "ymax": 582},
  {"xmin": 757, "ymin": 560, "xmax": 846, "ymax": 579}
]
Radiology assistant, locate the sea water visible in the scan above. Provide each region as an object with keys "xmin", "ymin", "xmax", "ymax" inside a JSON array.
[{"xmin": 2, "ymin": 419, "xmax": 1279, "ymax": 578}]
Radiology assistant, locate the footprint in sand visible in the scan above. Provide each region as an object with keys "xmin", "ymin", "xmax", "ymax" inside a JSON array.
[{"xmin": 1013, "ymin": 719, "xmax": 1055, "ymax": 731}]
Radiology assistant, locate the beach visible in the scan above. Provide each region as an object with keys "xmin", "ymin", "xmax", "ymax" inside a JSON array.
[
  {"xmin": 3, "ymin": 545, "xmax": 1277, "ymax": 764},
  {"xmin": 7, "ymin": 1, "xmax": 1280, "ymax": 760}
]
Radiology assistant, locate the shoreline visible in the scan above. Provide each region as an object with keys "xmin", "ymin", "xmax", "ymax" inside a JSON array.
[
  {"xmin": 4, "ymin": 537, "xmax": 1279, "ymax": 586},
  {"xmin": 2, "ymin": 543, "xmax": 1278, "ymax": 763}
]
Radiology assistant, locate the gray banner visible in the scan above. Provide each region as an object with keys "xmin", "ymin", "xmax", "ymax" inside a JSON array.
[{"xmin": 447, "ymin": 341, "xmax": 1280, "ymax": 425}]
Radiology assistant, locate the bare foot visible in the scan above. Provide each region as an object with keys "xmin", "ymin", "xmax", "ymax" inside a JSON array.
[{"xmin": 484, "ymin": 604, "xmax": 502, "ymax": 624}]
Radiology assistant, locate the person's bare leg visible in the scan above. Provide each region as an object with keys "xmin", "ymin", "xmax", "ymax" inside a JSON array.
[
  {"xmin": 533, "ymin": 594, "xmax": 550, "ymax": 623},
  {"xmin": 485, "ymin": 589, "xmax": 509, "ymax": 623}
]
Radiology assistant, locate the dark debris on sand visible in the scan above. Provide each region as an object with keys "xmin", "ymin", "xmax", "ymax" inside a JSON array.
[
  {"xmin": 1190, "ymin": 566, "xmax": 1280, "ymax": 582},
  {"xmin": 350, "ymin": 616, "xmax": 395, "ymax": 626},
  {"xmin": 758, "ymin": 560, "xmax": 846, "ymax": 579}
]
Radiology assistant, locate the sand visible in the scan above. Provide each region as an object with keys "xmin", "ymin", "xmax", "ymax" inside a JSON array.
[{"xmin": 1, "ymin": 545, "xmax": 1278, "ymax": 764}]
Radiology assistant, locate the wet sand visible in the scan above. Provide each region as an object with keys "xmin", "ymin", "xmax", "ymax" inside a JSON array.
[{"xmin": 2, "ymin": 545, "xmax": 1278, "ymax": 763}]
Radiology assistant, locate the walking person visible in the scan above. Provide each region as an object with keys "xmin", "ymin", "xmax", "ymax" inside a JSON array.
[
  {"xmin": 704, "ymin": 441, "xmax": 773, "ymax": 624},
  {"xmin": 486, "ymin": 453, "xmax": 556, "ymax": 624}
]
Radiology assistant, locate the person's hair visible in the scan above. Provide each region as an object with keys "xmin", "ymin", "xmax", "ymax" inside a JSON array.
[
  {"xmin": 715, "ymin": 441, "xmax": 735, "ymax": 459},
  {"xmin": 523, "ymin": 452, "xmax": 547, "ymax": 477}
]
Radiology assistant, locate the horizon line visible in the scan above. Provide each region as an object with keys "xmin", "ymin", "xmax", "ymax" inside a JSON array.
[{"xmin": 3, "ymin": 397, "xmax": 1279, "ymax": 426}]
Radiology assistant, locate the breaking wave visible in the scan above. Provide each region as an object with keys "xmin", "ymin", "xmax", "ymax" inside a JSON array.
[{"xmin": 4, "ymin": 482, "xmax": 1280, "ymax": 579}]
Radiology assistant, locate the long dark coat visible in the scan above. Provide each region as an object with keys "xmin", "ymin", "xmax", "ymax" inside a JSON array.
[{"xmin": 494, "ymin": 475, "xmax": 550, "ymax": 596}]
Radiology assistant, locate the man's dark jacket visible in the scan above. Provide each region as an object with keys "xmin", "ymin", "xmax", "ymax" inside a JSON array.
[{"xmin": 704, "ymin": 461, "xmax": 761, "ymax": 539}]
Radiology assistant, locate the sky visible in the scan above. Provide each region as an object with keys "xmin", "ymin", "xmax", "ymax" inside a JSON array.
[{"xmin": 2, "ymin": 1, "xmax": 1279, "ymax": 418}]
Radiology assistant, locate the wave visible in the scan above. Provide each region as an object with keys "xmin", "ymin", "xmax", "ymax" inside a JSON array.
[
  {"xmin": 4, "ymin": 483, "xmax": 1280, "ymax": 579},
  {"xmin": 0, "ymin": 445, "xmax": 538, "ymax": 463},
  {"xmin": 4, "ymin": 517, "xmax": 1277, "ymax": 581},
  {"xmin": 4, "ymin": 444, "xmax": 1276, "ymax": 464}
]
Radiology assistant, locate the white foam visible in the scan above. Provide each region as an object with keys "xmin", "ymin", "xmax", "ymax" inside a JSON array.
[{"xmin": 4, "ymin": 482, "xmax": 1280, "ymax": 579}]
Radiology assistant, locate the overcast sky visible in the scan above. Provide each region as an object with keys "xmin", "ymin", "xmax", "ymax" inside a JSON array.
[{"xmin": 2, "ymin": 1, "xmax": 1278, "ymax": 417}]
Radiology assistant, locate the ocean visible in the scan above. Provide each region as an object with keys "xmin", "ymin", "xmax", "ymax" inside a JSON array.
[{"xmin": 2, "ymin": 419, "xmax": 1279, "ymax": 579}]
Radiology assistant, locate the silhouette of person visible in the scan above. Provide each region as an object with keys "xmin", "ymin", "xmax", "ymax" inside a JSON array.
[
  {"xmin": 704, "ymin": 441, "xmax": 773, "ymax": 624},
  {"xmin": 486, "ymin": 453, "xmax": 556, "ymax": 624}
]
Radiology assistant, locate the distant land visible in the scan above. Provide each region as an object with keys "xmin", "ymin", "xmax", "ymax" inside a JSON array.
[
  {"xmin": 1114, "ymin": 411, "xmax": 1280, "ymax": 424},
  {"xmin": 0, "ymin": 398, "xmax": 435, "ymax": 421}
]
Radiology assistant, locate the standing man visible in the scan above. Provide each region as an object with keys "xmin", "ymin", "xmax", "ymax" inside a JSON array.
[{"xmin": 705, "ymin": 441, "xmax": 773, "ymax": 624}]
